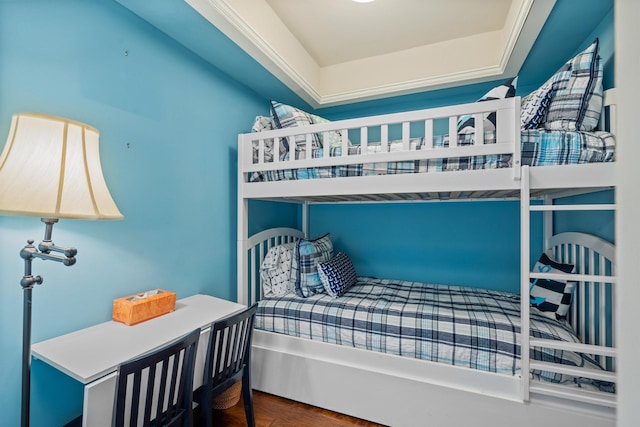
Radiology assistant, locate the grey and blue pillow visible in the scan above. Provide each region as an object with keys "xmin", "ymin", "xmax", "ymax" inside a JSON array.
[
  {"xmin": 318, "ymin": 252, "xmax": 357, "ymax": 298},
  {"xmin": 251, "ymin": 115, "xmax": 284, "ymax": 163},
  {"xmin": 530, "ymin": 253, "xmax": 576, "ymax": 320},
  {"xmin": 290, "ymin": 233, "xmax": 334, "ymax": 298},
  {"xmin": 270, "ymin": 101, "xmax": 347, "ymax": 153},
  {"xmin": 457, "ymin": 76, "xmax": 518, "ymax": 134}
]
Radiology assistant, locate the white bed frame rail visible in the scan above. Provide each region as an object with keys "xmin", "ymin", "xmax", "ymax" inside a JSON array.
[
  {"xmin": 238, "ymin": 90, "xmax": 615, "ymax": 204},
  {"xmin": 240, "ymin": 96, "xmax": 521, "ymax": 179}
]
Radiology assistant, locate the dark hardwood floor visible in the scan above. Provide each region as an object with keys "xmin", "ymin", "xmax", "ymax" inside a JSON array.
[{"xmin": 195, "ymin": 389, "xmax": 387, "ymax": 427}]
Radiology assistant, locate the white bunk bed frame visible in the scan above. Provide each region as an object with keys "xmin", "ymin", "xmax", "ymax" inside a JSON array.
[{"xmin": 237, "ymin": 91, "xmax": 617, "ymax": 427}]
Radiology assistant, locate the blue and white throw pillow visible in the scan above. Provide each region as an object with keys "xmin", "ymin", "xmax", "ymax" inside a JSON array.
[
  {"xmin": 318, "ymin": 252, "xmax": 357, "ymax": 298},
  {"xmin": 290, "ymin": 233, "xmax": 334, "ymax": 298},
  {"xmin": 458, "ymin": 77, "xmax": 518, "ymax": 134},
  {"xmin": 530, "ymin": 253, "xmax": 576, "ymax": 320},
  {"xmin": 543, "ymin": 38, "xmax": 603, "ymax": 132}
]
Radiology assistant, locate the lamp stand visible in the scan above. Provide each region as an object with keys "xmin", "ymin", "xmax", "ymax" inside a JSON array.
[{"xmin": 20, "ymin": 218, "xmax": 77, "ymax": 427}]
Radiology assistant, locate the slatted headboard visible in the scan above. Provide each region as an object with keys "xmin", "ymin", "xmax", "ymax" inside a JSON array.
[
  {"xmin": 242, "ymin": 227, "xmax": 305, "ymax": 306},
  {"xmin": 546, "ymin": 232, "xmax": 616, "ymax": 370}
]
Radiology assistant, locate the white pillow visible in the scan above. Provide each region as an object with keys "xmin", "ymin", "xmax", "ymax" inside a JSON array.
[{"xmin": 260, "ymin": 242, "xmax": 296, "ymax": 297}]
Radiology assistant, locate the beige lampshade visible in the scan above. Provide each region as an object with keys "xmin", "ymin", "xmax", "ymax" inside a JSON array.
[{"xmin": 0, "ymin": 112, "xmax": 123, "ymax": 220}]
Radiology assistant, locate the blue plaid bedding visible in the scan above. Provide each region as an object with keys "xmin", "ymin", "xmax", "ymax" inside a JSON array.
[
  {"xmin": 248, "ymin": 130, "xmax": 615, "ymax": 182},
  {"xmin": 256, "ymin": 277, "xmax": 613, "ymax": 391}
]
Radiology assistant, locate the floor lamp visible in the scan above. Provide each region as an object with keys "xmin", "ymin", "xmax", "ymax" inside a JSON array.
[{"xmin": 0, "ymin": 113, "xmax": 124, "ymax": 427}]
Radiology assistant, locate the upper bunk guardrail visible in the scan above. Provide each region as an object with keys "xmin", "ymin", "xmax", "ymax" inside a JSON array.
[{"xmin": 239, "ymin": 96, "xmax": 521, "ymax": 176}]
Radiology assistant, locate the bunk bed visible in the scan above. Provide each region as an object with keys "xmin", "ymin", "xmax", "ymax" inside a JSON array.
[{"xmin": 237, "ymin": 42, "xmax": 616, "ymax": 427}]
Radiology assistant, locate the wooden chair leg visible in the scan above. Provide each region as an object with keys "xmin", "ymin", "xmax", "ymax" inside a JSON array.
[
  {"xmin": 242, "ymin": 375, "xmax": 255, "ymax": 427},
  {"xmin": 201, "ymin": 389, "xmax": 214, "ymax": 427}
]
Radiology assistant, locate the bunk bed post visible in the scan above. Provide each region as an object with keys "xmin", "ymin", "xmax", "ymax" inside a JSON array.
[
  {"xmin": 237, "ymin": 134, "xmax": 249, "ymax": 306},
  {"xmin": 520, "ymin": 165, "xmax": 531, "ymax": 402},
  {"xmin": 301, "ymin": 201, "xmax": 309, "ymax": 238},
  {"xmin": 512, "ymin": 97, "xmax": 522, "ymax": 180}
]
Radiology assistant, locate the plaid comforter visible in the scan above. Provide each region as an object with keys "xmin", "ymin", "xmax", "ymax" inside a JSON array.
[
  {"xmin": 248, "ymin": 129, "xmax": 615, "ymax": 182},
  {"xmin": 256, "ymin": 277, "xmax": 613, "ymax": 391}
]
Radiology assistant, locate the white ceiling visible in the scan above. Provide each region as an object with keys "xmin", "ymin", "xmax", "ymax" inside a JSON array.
[
  {"xmin": 266, "ymin": 0, "xmax": 512, "ymax": 67},
  {"xmin": 185, "ymin": 0, "xmax": 555, "ymax": 107}
]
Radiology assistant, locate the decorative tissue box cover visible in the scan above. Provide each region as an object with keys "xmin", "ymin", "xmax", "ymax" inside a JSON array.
[{"xmin": 112, "ymin": 289, "xmax": 176, "ymax": 326}]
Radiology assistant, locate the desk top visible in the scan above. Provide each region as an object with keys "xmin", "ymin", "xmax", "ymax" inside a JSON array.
[{"xmin": 31, "ymin": 294, "xmax": 244, "ymax": 384}]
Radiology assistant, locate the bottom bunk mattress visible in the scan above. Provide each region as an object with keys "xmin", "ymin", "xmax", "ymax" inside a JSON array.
[{"xmin": 255, "ymin": 276, "xmax": 613, "ymax": 392}]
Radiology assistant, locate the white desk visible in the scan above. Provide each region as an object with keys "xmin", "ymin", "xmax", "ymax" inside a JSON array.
[{"xmin": 32, "ymin": 294, "xmax": 245, "ymax": 427}]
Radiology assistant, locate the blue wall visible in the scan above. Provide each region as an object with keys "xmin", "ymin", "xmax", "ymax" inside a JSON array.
[
  {"xmin": 310, "ymin": 201, "xmax": 542, "ymax": 292},
  {"xmin": 0, "ymin": 1, "xmax": 277, "ymax": 425},
  {"xmin": 0, "ymin": 0, "xmax": 615, "ymax": 425}
]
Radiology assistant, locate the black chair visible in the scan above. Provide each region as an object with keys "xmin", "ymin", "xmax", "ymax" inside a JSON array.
[
  {"xmin": 195, "ymin": 304, "xmax": 258, "ymax": 427},
  {"xmin": 113, "ymin": 328, "xmax": 201, "ymax": 427}
]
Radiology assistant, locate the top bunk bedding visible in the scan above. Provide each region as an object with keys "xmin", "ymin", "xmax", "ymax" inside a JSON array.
[
  {"xmin": 247, "ymin": 128, "xmax": 614, "ymax": 183},
  {"xmin": 239, "ymin": 39, "xmax": 615, "ymax": 202}
]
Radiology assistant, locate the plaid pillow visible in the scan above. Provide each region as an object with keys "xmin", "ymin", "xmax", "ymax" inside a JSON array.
[
  {"xmin": 291, "ymin": 233, "xmax": 334, "ymax": 298},
  {"xmin": 544, "ymin": 39, "xmax": 603, "ymax": 131},
  {"xmin": 318, "ymin": 252, "xmax": 357, "ymax": 298},
  {"xmin": 270, "ymin": 101, "xmax": 347, "ymax": 154},
  {"xmin": 530, "ymin": 253, "xmax": 576, "ymax": 320},
  {"xmin": 251, "ymin": 115, "xmax": 284, "ymax": 164},
  {"xmin": 458, "ymin": 77, "xmax": 518, "ymax": 134},
  {"xmin": 307, "ymin": 114, "xmax": 347, "ymax": 149}
]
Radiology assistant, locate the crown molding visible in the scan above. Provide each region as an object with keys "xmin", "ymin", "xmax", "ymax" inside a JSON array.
[{"xmin": 185, "ymin": 0, "xmax": 555, "ymax": 108}]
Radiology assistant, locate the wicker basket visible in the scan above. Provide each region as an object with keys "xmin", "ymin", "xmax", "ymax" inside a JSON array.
[{"xmin": 211, "ymin": 381, "xmax": 242, "ymax": 410}]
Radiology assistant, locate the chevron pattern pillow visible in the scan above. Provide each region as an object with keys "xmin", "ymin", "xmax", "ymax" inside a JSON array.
[
  {"xmin": 318, "ymin": 252, "xmax": 357, "ymax": 298},
  {"xmin": 530, "ymin": 253, "xmax": 576, "ymax": 320}
]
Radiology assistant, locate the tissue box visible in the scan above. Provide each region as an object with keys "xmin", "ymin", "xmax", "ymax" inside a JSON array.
[{"xmin": 112, "ymin": 289, "xmax": 176, "ymax": 326}]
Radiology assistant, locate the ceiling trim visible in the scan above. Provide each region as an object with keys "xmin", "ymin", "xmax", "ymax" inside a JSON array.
[
  {"xmin": 185, "ymin": 0, "xmax": 322, "ymax": 102},
  {"xmin": 185, "ymin": 0, "xmax": 555, "ymax": 108}
]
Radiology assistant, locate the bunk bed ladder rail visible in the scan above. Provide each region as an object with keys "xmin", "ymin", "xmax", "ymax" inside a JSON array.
[{"xmin": 521, "ymin": 166, "xmax": 617, "ymax": 408}]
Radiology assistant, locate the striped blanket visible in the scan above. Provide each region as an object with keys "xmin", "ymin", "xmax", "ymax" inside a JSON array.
[
  {"xmin": 249, "ymin": 129, "xmax": 615, "ymax": 182},
  {"xmin": 256, "ymin": 277, "xmax": 613, "ymax": 391}
]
